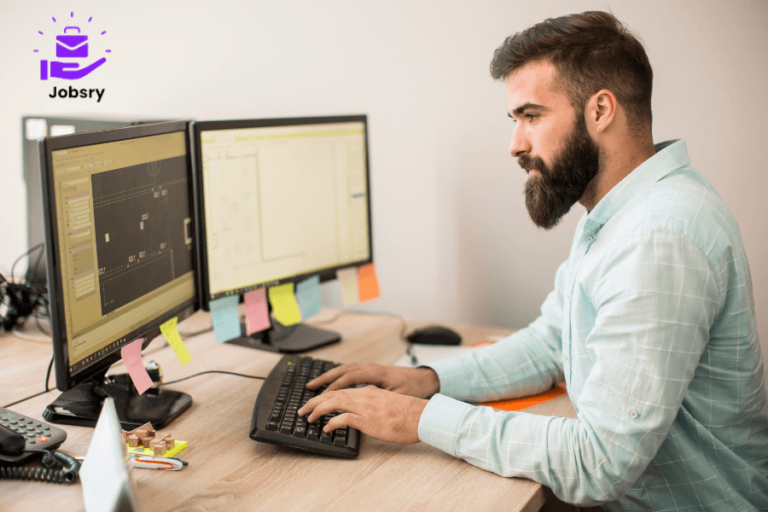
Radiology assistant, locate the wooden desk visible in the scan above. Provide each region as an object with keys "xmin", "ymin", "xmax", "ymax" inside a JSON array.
[{"xmin": 1, "ymin": 309, "xmax": 576, "ymax": 512}]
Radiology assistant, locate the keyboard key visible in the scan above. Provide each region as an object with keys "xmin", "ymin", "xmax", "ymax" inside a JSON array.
[
  {"xmin": 293, "ymin": 426, "xmax": 306, "ymax": 438},
  {"xmin": 265, "ymin": 422, "xmax": 278, "ymax": 431},
  {"xmin": 320, "ymin": 430, "xmax": 332, "ymax": 444},
  {"xmin": 307, "ymin": 426, "xmax": 320, "ymax": 442}
]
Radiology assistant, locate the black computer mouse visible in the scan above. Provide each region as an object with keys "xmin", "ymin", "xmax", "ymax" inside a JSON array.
[{"xmin": 406, "ymin": 326, "xmax": 462, "ymax": 346}]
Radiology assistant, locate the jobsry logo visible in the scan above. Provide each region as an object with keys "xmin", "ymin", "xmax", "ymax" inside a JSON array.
[{"xmin": 36, "ymin": 11, "xmax": 109, "ymax": 102}]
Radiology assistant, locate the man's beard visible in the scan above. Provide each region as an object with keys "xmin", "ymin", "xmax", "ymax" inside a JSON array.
[{"xmin": 519, "ymin": 115, "xmax": 601, "ymax": 230}]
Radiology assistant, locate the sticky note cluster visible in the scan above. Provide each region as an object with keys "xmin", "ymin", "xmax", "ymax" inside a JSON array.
[
  {"xmin": 206, "ymin": 264, "xmax": 380, "ymax": 343},
  {"xmin": 120, "ymin": 316, "xmax": 193, "ymax": 396}
]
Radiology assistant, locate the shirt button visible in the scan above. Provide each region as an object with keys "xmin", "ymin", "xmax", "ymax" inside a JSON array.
[
  {"xmin": 566, "ymin": 294, "xmax": 571, "ymax": 301},
  {"xmin": 564, "ymin": 355, "xmax": 570, "ymax": 364},
  {"xmin": 587, "ymin": 236, "xmax": 594, "ymax": 243},
  {"xmin": 630, "ymin": 410, "xmax": 638, "ymax": 419}
]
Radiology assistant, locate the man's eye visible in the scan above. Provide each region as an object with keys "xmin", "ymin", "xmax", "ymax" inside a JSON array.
[{"xmin": 526, "ymin": 114, "xmax": 538, "ymax": 122}]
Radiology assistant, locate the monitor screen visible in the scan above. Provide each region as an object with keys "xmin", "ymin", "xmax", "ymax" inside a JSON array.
[
  {"xmin": 192, "ymin": 115, "xmax": 372, "ymax": 308},
  {"xmin": 40, "ymin": 122, "xmax": 197, "ymax": 389},
  {"xmin": 22, "ymin": 116, "xmax": 166, "ymax": 286}
]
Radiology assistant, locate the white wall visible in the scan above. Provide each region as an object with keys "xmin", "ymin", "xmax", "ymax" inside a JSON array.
[{"xmin": 2, "ymin": 0, "xmax": 766, "ymax": 386}]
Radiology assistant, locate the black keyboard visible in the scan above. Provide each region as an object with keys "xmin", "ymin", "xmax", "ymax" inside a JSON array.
[{"xmin": 249, "ymin": 355, "xmax": 360, "ymax": 458}]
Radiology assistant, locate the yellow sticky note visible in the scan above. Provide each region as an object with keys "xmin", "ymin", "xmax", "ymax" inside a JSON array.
[
  {"xmin": 160, "ymin": 317, "xmax": 191, "ymax": 366},
  {"xmin": 268, "ymin": 284, "xmax": 302, "ymax": 326}
]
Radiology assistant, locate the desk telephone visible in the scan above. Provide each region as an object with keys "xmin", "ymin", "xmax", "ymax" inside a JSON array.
[{"xmin": 0, "ymin": 406, "xmax": 79, "ymax": 484}]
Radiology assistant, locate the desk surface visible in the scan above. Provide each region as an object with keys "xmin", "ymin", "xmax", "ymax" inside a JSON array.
[{"xmin": 1, "ymin": 309, "xmax": 576, "ymax": 512}]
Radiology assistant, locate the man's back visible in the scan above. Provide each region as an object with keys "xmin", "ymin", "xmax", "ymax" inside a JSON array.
[{"xmin": 566, "ymin": 139, "xmax": 768, "ymax": 510}]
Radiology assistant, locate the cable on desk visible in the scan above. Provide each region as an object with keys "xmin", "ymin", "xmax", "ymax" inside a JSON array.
[
  {"xmin": 1, "ymin": 244, "xmax": 49, "ymax": 332},
  {"xmin": 310, "ymin": 310, "xmax": 410, "ymax": 341},
  {"xmin": 163, "ymin": 370, "xmax": 266, "ymax": 386},
  {"xmin": 177, "ymin": 325, "xmax": 213, "ymax": 338},
  {"xmin": 45, "ymin": 354, "xmax": 54, "ymax": 393},
  {"xmin": 2, "ymin": 389, "xmax": 50, "ymax": 409}
]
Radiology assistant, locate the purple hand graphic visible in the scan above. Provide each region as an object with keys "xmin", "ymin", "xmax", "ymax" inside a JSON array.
[{"xmin": 40, "ymin": 57, "xmax": 106, "ymax": 80}]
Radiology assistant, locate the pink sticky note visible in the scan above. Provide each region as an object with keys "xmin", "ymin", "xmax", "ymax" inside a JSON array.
[
  {"xmin": 245, "ymin": 288, "xmax": 271, "ymax": 335},
  {"xmin": 121, "ymin": 338, "xmax": 153, "ymax": 395}
]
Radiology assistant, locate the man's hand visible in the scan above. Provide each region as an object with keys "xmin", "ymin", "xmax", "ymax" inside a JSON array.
[
  {"xmin": 306, "ymin": 364, "xmax": 440, "ymax": 398},
  {"xmin": 298, "ymin": 386, "xmax": 428, "ymax": 444}
]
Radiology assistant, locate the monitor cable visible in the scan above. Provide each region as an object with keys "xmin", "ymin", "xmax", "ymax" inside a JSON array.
[{"xmin": 162, "ymin": 370, "xmax": 266, "ymax": 386}]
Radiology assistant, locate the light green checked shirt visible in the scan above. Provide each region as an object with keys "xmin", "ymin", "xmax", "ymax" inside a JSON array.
[{"xmin": 419, "ymin": 140, "xmax": 768, "ymax": 511}]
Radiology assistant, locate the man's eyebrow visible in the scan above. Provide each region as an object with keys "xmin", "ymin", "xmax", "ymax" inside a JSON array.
[{"xmin": 508, "ymin": 102, "xmax": 549, "ymax": 117}]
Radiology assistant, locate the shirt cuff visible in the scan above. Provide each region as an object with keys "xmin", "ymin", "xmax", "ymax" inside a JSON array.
[
  {"xmin": 418, "ymin": 393, "xmax": 473, "ymax": 456},
  {"xmin": 424, "ymin": 355, "xmax": 475, "ymax": 398}
]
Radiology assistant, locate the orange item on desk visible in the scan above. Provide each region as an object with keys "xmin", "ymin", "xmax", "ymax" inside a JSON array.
[
  {"xmin": 482, "ymin": 383, "xmax": 567, "ymax": 411},
  {"xmin": 470, "ymin": 339, "xmax": 568, "ymax": 411}
]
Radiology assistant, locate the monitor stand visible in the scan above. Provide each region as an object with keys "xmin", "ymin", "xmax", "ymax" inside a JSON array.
[
  {"xmin": 43, "ymin": 366, "xmax": 192, "ymax": 431},
  {"xmin": 226, "ymin": 319, "xmax": 341, "ymax": 353}
]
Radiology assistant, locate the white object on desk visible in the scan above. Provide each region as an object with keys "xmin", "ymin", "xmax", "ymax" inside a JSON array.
[
  {"xmin": 80, "ymin": 398, "xmax": 143, "ymax": 512},
  {"xmin": 395, "ymin": 344, "xmax": 473, "ymax": 368},
  {"xmin": 395, "ymin": 334, "xmax": 508, "ymax": 368}
]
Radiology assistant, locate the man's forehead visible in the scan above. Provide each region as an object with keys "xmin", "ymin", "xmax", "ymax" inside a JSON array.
[{"xmin": 505, "ymin": 61, "xmax": 563, "ymax": 110}]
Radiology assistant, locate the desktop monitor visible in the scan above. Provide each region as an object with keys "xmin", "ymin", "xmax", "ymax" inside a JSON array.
[
  {"xmin": 22, "ymin": 116, "xmax": 166, "ymax": 286},
  {"xmin": 38, "ymin": 121, "xmax": 198, "ymax": 429},
  {"xmin": 190, "ymin": 115, "xmax": 372, "ymax": 352}
]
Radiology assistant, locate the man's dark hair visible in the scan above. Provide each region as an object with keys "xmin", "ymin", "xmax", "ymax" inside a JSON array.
[{"xmin": 491, "ymin": 11, "xmax": 653, "ymax": 131}]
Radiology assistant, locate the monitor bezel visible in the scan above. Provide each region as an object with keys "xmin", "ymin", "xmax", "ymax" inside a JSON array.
[
  {"xmin": 189, "ymin": 115, "xmax": 374, "ymax": 311},
  {"xmin": 39, "ymin": 121, "xmax": 199, "ymax": 391}
]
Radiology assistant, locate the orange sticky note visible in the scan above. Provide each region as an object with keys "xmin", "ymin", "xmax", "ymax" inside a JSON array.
[
  {"xmin": 121, "ymin": 338, "xmax": 153, "ymax": 395},
  {"xmin": 358, "ymin": 263, "xmax": 380, "ymax": 302}
]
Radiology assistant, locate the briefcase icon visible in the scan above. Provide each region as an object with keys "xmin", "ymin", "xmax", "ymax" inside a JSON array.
[{"xmin": 56, "ymin": 27, "xmax": 88, "ymax": 58}]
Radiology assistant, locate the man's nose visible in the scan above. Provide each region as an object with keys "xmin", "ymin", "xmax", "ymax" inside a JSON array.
[{"xmin": 509, "ymin": 124, "xmax": 531, "ymax": 157}]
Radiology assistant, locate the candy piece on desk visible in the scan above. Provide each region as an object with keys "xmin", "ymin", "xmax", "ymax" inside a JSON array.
[
  {"xmin": 135, "ymin": 430, "xmax": 148, "ymax": 439},
  {"xmin": 141, "ymin": 437, "xmax": 153, "ymax": 449},
  {"xmin": 164, "ymin": 438, "xmax": 175, "ymax": 450},
  {"xmin": 153, "ymin": 444, "xmax": 165, "ymax": 456},
  {"xmin": 127, "ymin": 435, "xmax": 139, "ymax": 447}
]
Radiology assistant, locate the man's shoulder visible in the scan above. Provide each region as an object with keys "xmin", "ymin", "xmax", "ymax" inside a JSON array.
[{"xmin": 606, "ymin": 167, "xmax": 739, "ymax": 258}]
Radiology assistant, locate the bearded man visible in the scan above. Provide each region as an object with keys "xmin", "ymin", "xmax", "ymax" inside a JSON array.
[{"xmin": 299, "ymin": 11, "xmax": 768, "ymax": 511}]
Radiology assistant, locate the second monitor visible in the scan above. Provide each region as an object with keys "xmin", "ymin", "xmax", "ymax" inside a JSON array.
[{"xmin": 190, "ymin": 115, "xmax": 372, "ymax": 352}]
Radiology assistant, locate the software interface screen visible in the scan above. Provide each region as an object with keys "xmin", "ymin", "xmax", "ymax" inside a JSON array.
[
  {"xmin": 200, "ymin": 121, "xmax": 370, "ymax": 297},
  {"xmin": 50, "ymin": 132, "xmax": 195, "ymax": 374}
]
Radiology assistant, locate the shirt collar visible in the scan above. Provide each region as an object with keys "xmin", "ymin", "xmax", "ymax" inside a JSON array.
[{"xmin": 583, "ymin": 139, "xmax": 691, "ymax": 238}]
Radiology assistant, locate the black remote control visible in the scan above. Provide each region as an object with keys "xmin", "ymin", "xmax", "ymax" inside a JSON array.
[{"xmin": 0, "ymin": 407, "xmax": 67, "ymax": 463}]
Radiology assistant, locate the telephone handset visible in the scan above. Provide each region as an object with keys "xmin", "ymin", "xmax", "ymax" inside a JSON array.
[{"xmin": 0, "ymin": 406, "xmax": 79, "ymax": 484}]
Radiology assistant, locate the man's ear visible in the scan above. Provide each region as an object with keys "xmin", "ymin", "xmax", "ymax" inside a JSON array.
[{"xmin": 585, "ymin": 89, "xmax": 617, "ymax": 134}]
